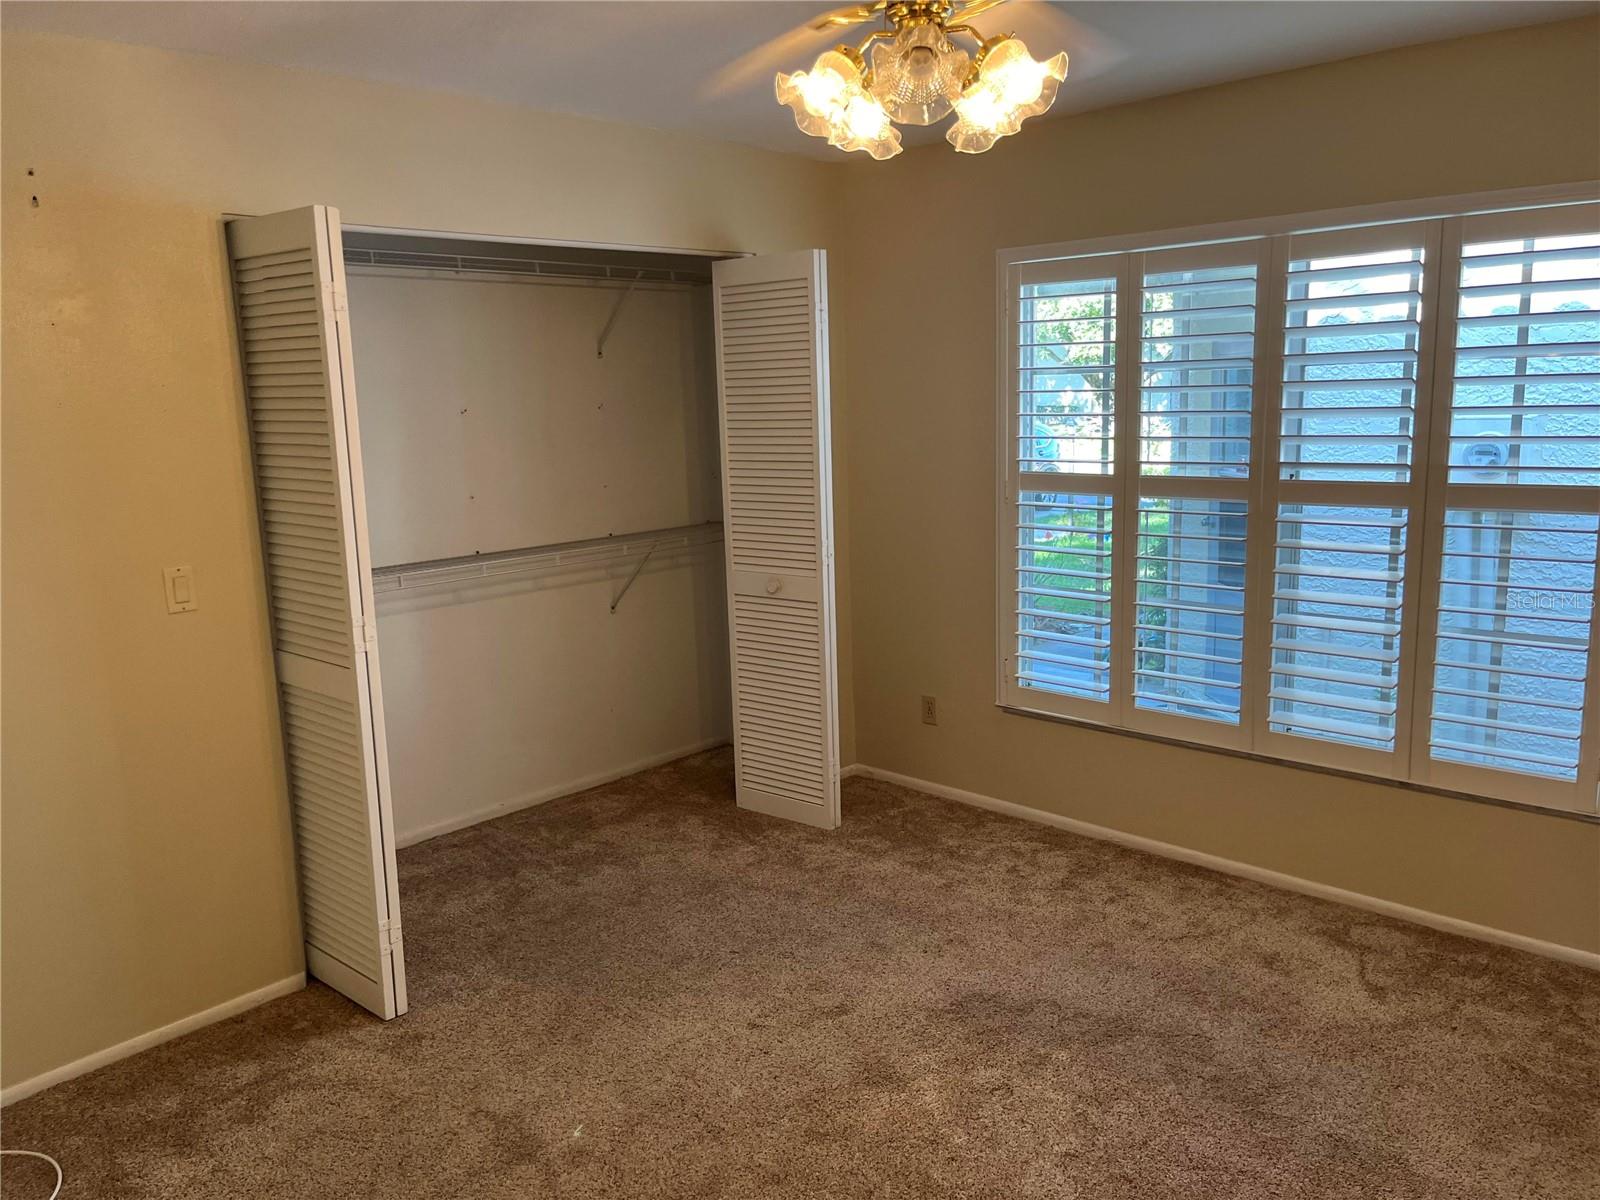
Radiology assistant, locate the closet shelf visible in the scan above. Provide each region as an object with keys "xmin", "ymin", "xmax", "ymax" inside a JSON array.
[
  {"xmin": 371, "ymin": 522, "xmax": 725, "ymax": 595},
  {"xmin": 345, "ymin": 246, "xmax": 711, "ymax": 287}
]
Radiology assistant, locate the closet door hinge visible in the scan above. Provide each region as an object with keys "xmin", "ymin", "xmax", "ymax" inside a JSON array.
[
  {"xmin": 356, "ymin": 616, "xmax": 379, "ymax": 653},
  {"xmin": 380, "ymin": 918, "xmax": 403, "ymax": 955},
  {"xmin": 323, "ymin": 280, "xmax": 349, "ymax": 319}
]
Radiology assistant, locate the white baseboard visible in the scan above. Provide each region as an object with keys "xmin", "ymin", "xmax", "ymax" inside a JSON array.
[
  {"xmin": 845, "ymin": 763, "xmax": 1600, "ymax": 971},
  {"xmin": 1, "ymin": 972, "xmax": 306, "ymax": 1108},
  {"xmin": 396, "ymin": 737, "xmax": 731, "ymax": 848}
]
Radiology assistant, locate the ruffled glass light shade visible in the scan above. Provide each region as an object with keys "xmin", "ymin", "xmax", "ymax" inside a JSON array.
[
  {"xmin": 829, "ymin": 93, "xmax": 904, "ymax": 159},
  {"xmin": 776, "ymin": 49, "xmax": 863, "ymax": 140},
  {"xmin": 946, "ymin": 38, "xmax": 1069, "ymax": 154},
  {"xmin": 869, "ymin": 23, "xmax": 969, "ymax": 125},
  {"xmin": 776, "ymin": 48, "xmax": 902, "ymax": 158}
]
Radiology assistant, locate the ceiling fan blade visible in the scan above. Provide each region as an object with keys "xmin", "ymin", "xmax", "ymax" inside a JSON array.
[
  {"xmin": 996, "ymin": 2, "xmax": 1131, "ymax": 80},
  {"xmin": 811, "ymin": 3, "xmax": 885, "ymax": 32},
  {"xmin": 700, "ymin": 18, "xmax": 842, "ymax": 100},
  {"xmin": 947, "ymin": 0, "xmax": 1012, "ymax": 25}
]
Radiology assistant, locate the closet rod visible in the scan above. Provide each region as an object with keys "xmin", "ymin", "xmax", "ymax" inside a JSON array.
[
  {"xmin": 372, "ymin": 522, "xmax": 724, "ymax": 594},
  {"xmin": 345, "ymin": 246, "xmax": 711, "ymax": 286}
]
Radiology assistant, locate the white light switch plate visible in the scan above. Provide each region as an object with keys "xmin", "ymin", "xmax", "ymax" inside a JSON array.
[{"xmin": 163, "ymin": 565, "xmax": 197, "ymax": 613}]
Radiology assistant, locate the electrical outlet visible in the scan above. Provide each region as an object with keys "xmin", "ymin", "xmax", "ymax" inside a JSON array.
[{"xmin": 920, "ymin": 695, "xmax": 938, "ymax": 726}]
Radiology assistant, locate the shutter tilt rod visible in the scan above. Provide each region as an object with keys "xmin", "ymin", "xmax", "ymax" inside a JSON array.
[
  {"xmin": 609, "ymin": 542, "xmax": 657, "ymax": 613},
  {"xmin": 596, "ymin": 271, "xmax": 644, "ymax": 358}
]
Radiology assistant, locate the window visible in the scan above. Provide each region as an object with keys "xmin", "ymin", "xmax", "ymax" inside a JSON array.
[{"xmin": 999, "ymin": 195, "xmax": 1600, "ymax": 815}]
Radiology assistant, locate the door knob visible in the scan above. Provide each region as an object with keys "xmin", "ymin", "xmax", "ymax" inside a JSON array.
[{"xmin": 765, "ymin": 576, "xmax": 783, "ymax": 595}]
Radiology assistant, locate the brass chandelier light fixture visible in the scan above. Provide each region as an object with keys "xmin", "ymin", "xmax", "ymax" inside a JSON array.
[{"xmin": 776, "ymin": 1, "xmax": 1068, "ymax": 159}]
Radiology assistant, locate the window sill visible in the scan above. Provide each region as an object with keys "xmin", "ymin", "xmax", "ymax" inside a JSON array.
[{"xmin": 997, "ymin": 703, "xmax": 1600, "ymax": 825}]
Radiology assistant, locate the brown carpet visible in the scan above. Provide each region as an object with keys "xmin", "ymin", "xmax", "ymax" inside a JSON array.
[{"xmin": 4, "ymin": 748, "xmax": 1597, "ymax": 1199}]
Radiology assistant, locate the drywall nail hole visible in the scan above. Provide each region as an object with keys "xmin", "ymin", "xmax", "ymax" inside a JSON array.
[{"xmin": 31, "ymin": 196, "xmax": 39, "ymax": 208}]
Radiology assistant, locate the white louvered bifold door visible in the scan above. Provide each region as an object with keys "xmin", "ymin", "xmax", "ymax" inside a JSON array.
[
  {"xmin": 227, "ymin": 206, "xmax": 408, "ymax": 1017},
  {"xmin": 712, "ymin": 251, "xmax": 841, "ymax": 829}
]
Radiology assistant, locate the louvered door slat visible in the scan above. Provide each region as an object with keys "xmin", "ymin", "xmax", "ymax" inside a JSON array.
[
  {"xmin": 714, "ymin": 251, "xmax": 840, "ymax": 829},
  {"xmin": 228, "ymin": 206, "xmax": 407, "ymax": 1019}
]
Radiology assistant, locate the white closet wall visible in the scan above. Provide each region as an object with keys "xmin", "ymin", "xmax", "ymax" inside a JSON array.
[
  {"xmin": 349, "ymin": 271, "xmax": 721, "ymax": 564},
  {"xmin": 347, "ymin": 261, "xmax": 730, "ymax": 845}
]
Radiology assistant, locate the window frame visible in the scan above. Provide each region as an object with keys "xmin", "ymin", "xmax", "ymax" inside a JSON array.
[{"xmin": 995, "ymin": 183, "xmax": 1600, "ymax": 818}]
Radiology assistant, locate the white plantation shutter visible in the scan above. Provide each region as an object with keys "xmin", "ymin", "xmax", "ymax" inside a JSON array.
[
  {"xmin": 228, "ymin": 206, "xmax": 408, "ymax": 1016},
  {"xmin": 712, "ymin": 251, "xmax": 841, "ymax": 829},
  {"xmin": 1002, "ymin": 246, "xmax": 1268, "ymax": 746},
  {"xmin": 1000, "ymin": 196, "xmax": 1598, "ymax": 814},
  {"xmin": 1015, "ymin": 492, "xmax": 1116, "ymax": 703},
  {"xmin": 1257, "ymin": 223, "xmax": 1438, "ymax": 774},
  {"xmin": 1427, "ymin": 511, "xmax": 1596, "ymax": 784},
  {"xmin": 1278, "ymin": 237, "xmax": 1427, "ymax": 485},
  {"xmin": 1131, "ymin": 244, "xmax": 1264, "ymax": 746},
  {"xmin": 1412, "ymin": 204, "xmax": 1600, "ymax": 813},
  {"xmin": 1267, "ymin": 503, "xmax": 1409, "ymax": 753},
  {"xmin": 1006, "ymin": 259, "xmax": 1123, "ymax": 719},
  {"xmin": 1444, "ymin": 205, "xmax": 1600, "ymax": 487}
]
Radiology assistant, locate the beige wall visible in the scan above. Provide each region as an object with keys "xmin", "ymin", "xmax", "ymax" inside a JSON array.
[
  {"xmin": 0, "ymin": 30, "xmax": 842, "ymax": 1090},
  {"xmin": 833, "ymin": 16, "xmax": 1600, "ymax": 954}
]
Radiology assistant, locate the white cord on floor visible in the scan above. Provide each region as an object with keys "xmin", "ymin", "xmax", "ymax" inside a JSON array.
[{"xmin": 1, "ymin": 1149, "xmax": 63, "ymax": 1199}]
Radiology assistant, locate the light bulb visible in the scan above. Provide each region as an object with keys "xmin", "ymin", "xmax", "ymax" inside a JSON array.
[
  {"xmin": 775, "ymin": 48, "xmax": 865, "ymax": 140},
  {"xmin": 828, "ymin": 93, "xmax": 902, "ymax": 159},
  {"xmin": 984, "ymin": 40, "xmax": 1048, "ymax": 108},
  {"xmin": 984, "ymin": 39, "xmax": 1068, "ymax": 120},
  {"xmin": 946, "ymin": 38, "xmax": 1068, "ymax": 154},
  {"xmin": 848, "ymin": 95, "xmax": 890, "ymax": 140},
  {"xmin": 953, "ymin": 82, "xmax": 1014, "ymax": 133},
  {"xmin": 869, "ymin": 23, "xmax": 969, "ymax": 125},
  {"xmin": 905, "ymin": 45, "xmax": 938, "ymax": 83}
]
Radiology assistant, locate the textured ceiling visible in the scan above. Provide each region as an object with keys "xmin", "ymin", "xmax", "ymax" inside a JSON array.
[{"xmin": 3, "ymin": 1, "xmax": 1590, "ymax": 157}]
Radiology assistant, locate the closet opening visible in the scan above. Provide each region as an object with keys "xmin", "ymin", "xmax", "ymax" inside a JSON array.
[{"xmin": 341, "ymin": 228, "xmax": 737, "ymax": 849}]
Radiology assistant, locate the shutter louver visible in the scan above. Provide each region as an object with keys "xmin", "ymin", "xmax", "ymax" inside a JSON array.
[
  {"xmin": 1135, "ymin": 498, "xmax": 1246, "ymax": 722},
  {"xmin": 1015, "ymin": 492, "xmax": 1115, "ymax": 702},
  {"xmin": 1448, "ymin": 225, "xmax": 1600, "ymax": 486},
  {"xmin": 1281, "ymin": 244, "xmax": 1425, "ymax": 484},
  {"xmin": 1140, "ymin": 262, "xmax": 1257, "ymax": 478},
  {"xmin": 1428, "ymin": 510, "xmax": 1596, "ymax": 781},
  {"xmin": 228, "ymin": 207, "xmax": 407, "ymax": 1018},
  {"xmin": 1017, "ymin": 274, "xmax": 1117, "ymax": 475},
  {"xmin": 713, "ymin": 251, "xmax": 840, "ymax": 829},
  {"xmin": 1270, "ymin": 505, "xmax": 1408, "ymax": 751}
]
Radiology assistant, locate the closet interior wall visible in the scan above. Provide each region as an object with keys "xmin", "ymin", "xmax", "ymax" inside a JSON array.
[{"xmin": 344, "ymin": 233, "xmax": 733, "ymax": 845}]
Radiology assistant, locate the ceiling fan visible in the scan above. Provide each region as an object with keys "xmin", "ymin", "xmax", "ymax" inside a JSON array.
[{"xmin": 774, "ymin": 0, "xmax": 1072, "ymax": 159}]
